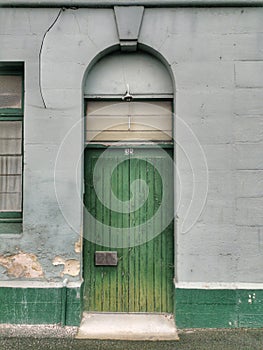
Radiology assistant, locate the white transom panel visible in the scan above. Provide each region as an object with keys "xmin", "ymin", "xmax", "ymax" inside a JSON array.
[{"xmin": 84, "ymin": 52, "xmax": 173, "ymax": 97}]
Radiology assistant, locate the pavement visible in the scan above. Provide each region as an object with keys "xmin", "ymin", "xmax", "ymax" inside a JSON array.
[{"xmin": 0, "ymin": 326, "xmax": 262, "ymax": 350}]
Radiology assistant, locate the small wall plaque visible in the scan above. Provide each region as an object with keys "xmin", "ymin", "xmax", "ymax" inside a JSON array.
[
  {"xmin": 124, "ymin": 148, "xmax": 134, "ymax": 155},
  {"xmin": 95, "ymin": 251, "xmax": 118, "ymax": 266}
]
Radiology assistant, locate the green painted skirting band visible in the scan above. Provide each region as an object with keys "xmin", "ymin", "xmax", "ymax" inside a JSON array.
[
  {"xmin": 0, "ymin": 287, "xmax": 82, "ymax": 326},
  {"xmin": 176, "ymin": 288, "xmax": 263, "ymax": 329},
  {"xmin": 0, "ymin": 0, "xmax": 262, "ymax": 7},
  {"xmin": 0, "ymin": 286, "xmax": 262, "ymax": 328}
]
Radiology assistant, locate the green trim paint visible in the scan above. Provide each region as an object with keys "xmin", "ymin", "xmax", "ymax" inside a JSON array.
[
  {"xmin": 0, "ymin": 287, "xmax": 82, "ymax": 326},
  {"xmin": 0, "ymin": 286, "xmax": 262, "ymax": 328},
  {"xmin": 175, "ymin": 288, "xmax": 263, "ymax": 329}
]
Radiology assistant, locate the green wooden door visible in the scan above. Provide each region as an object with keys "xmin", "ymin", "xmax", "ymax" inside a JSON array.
[{"xmin": 83, "ymin": 147, "xmax": 174, "ymax": 313}]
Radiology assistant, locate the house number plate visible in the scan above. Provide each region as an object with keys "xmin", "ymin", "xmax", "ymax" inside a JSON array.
[
  {"xmin": 95, "ymin": 251, "xmax": 118, "ymax": 266},
  {"xmin": 124, "ymin": 148, "xmax": 134, "ymax": 155}
]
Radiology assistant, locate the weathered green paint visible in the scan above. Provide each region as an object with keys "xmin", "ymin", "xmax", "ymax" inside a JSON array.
[
  {"xmin": 0, "ymin": 112, "xmax": 23, "ymax": 117},
  {"xmin": 65, "ymin": 287, "xmax": 83, "ymax": 326},
  {"xmin": 0, "ymin": 287, "xmax": 82, "ymax": 326},
  {"xmin": 0, "ymin": 213, "xmax": 22, "ymax": 234},
  {"xmin": 1, "ymin": 286, "xmax": 263, "ymax": 328},
  {"xmin": 83, "ymin": 147, "xmax": 174, "ymax": 312},
  {"xmin": 176, "ymin": 288, "xmax": 263, "ymax": 329},
  {"xmin": 0, "ymin": 222, "xmax": 22, "ymax": 234}
]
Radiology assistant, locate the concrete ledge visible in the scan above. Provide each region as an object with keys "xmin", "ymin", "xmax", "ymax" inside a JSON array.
[
  {"xmin": 76, "ymin": 313, "xmax": 179, "ymax": 341},
  {"xmin": 175, "ymin": 282, "xmax": 263, "ymax": 290}
]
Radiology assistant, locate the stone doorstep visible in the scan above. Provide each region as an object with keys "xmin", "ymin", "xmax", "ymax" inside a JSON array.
[{"xmin": 76, "ymin": 312, "xmax": 179, "ymax": 341}]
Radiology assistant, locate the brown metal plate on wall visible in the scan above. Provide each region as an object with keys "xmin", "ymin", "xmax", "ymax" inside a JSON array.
[{"xmin": 95, "ymin": 251, "xmax": 118, "ymax": 266}]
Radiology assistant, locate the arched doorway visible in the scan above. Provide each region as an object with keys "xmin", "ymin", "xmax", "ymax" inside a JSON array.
[{"xmin": 83, "ymin": 51, "xmax": 175, "ymax": 313}]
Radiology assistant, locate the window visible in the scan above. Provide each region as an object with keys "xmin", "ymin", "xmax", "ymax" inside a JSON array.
[
  {"xmin": 0, "ymin": 63, "xmax": 24, "ymax": 234},
  {"xmin": 86, "ymin": 100, "xmax": 173, "ymax": 143}
]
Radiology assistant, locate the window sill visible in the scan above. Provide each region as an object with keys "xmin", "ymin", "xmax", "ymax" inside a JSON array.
[{"xmin": 0, "ymin": 221, "xmax": 22, "ymax": 234}]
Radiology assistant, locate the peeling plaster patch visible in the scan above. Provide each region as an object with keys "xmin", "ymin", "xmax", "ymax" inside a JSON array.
[
  {"xmin": 52, "ymin": 256, "xmax": 80, "ymax": 277},
  {"xmin": 0, "ymin": 252, "xmax": 44, "ymax": 278},
  {"xmin": 74, "ymin": 238, "xmax": 82, "ymax": 254}
]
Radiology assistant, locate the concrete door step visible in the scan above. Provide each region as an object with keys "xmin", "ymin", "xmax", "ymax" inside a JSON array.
[{"xmin": 76, "ymin": 312, "xmax": 179, "ymax": 341}]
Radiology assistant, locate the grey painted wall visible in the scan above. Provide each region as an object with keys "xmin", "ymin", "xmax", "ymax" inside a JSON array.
[{"xmin": 0, "ymin": 7, "xmax": 262, "ymax": 283}]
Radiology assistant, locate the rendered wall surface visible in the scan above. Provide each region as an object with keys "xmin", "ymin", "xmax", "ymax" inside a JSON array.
[{"xmin": 0, "ymin": 6, "xmax": 262, "ymax": 327}]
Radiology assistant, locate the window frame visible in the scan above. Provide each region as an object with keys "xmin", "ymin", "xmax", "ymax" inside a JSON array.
[
  {"xmin": 0, "ymin": 62, "xmax": 24, "ymax": 234},
  {"xmin": 84, "ymin": 97, "xmax": 174, "ymax": 146}
]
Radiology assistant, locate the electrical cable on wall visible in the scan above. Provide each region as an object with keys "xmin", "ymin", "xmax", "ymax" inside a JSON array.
[{"xmin": 39, "ymin": 8, "xmax": 64, "ymax": 108}]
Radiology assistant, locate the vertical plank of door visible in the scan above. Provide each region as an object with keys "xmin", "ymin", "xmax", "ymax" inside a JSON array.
[
  {"xmin": 128, "ymin": 156, "xmax": 134, "ymax": 312},
  {"xmin": 122, "ymin": 154, "xmax": 130, "ymax": 312},
  {"xmin": 108, "ymin": 150, "xmax": 119, "ymax": 312},
  {"xmin": 134, "ymin": 158, "xmax": 141, "ymax": 312},
  {"xmin": 139, "ymin": 156, "xmax": 147, "ymax": 312},
  {"xmin": 93, "ymin": 151, "xmax": 104, "ymax": 311},
  {"xmin": 153, "ymin": 153, "xmax": 163, "ymax": 312},
  {"xmin": 116, "ymin": 151, "xmax": 124, "ymax": 311},
  {"xmin": 84, "ymin": 150, "xmax": 97, "ymax": 311},
  {"xmin": 101, "ymin": 155, "xmax": 111, "ymax": 311},
  {"xmin": 146, "ymin": 152, "xmax": 155, "ymax": 311}
]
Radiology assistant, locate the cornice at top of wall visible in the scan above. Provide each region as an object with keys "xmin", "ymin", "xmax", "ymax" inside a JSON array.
[{"xmin": 0, "ymin": 0, "xmax": 262, "ymax": 8}]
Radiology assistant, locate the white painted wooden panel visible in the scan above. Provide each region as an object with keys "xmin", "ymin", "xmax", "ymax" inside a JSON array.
[
  {"xmin": 0, "ymin": 121, "xmax": 22, "ymax": 138},
  {"xmin": 0, "ymin": 139, "xmax": 21, "ymax": 155},
  {"xmin": 0, "ymin": 175, "xmax": 21, "ymax": 192},
  {"xmin": 86, "ymin": 116, "xmax": 128, "ymax": 131},
  {"xmin": 0, "ymin": 192, "xmax": 21, "ymax": 211},
  {"xmin": 0, "ymin": 75, "xmax": 22, "ymax": 108},
  {"xmin": 86, "ymin": 130, "xmax": 172, "ymax": 142},
  {"xmin": 86, "ymin": 101, "xmax": 172, "ymax": 142},
  {"xmin": 0, "ymin": 121, "xmax": 22, "ymax": 157},
  {"xmin": 0, "ymin": 156, "xmax": 22, "ymax": 175},
  {"xmin": 87, "ymin": 117, "xmax": 171, "ymax": 131},
  {"xmin": 0, "ymin": 120, "xmax": 22, "ymax": 211},
  {"xmin": 87, "ymin": 101, "xmax": 172, "ymax": 115},
  {"xmin": 132, "ymin": 115, "xmax": 171, "ymax": 130}
]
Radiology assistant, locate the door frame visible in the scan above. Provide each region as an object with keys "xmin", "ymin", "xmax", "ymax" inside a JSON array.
[{"xmin": 82, "ymin": 96, "xmax": 176, "ymax": 314}]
